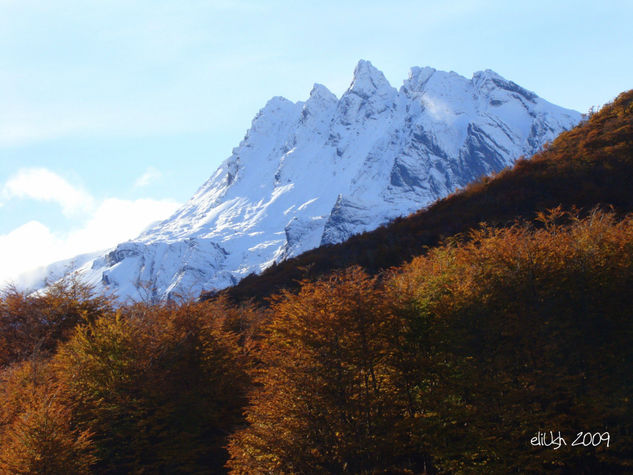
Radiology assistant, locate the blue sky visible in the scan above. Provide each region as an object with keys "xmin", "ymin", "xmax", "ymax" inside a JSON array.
[{"xmin": 1, "ymin": 0, "xmax": 631, "ymax": 285}]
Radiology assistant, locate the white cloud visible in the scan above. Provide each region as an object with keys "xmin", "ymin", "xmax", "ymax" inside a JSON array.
[
  {"xmin": 134, "ymin": 166, "xmax": 163, "ymax": 188},
  {"xmin": 0, "ymin": 166, "xmax": 180, "ymax": 287},
  {"xmin": 1, "ymin": 167, "xmax": 94, "ymax": 216},
  {"xmin": 0, "ymin": 197, "xmax": 180, "ymax": 287},
  {"xmin": 0, "ymin": 221, "xmax": 57, "ymax": 286},
  {"xmin": 68, "ymin": 197, "xmax": 178, "ymax": 251}
]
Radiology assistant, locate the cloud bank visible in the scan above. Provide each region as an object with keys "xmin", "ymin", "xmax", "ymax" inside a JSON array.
[
  {"xmin": 0, "ymin": 168, "xmax": 180, "ymax": 287},
  {"xmin": 1, "ymin": 167, "xmax": 94, "ymax": 215}
]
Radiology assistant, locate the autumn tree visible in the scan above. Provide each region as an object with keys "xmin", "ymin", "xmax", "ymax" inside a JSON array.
[
  {"xmin": 387, "ymin": 209, "xmax": 633, "ymax": 472},
  {"xmin": 0, "ymin": 360, "xmax": 97, "ymax": 474},
  {"xmin": 228, "ymin": 267, "xmax": 427, "ymax": 473},
  {"xmin": 54, "ymin": 300, "xmax": 249, "ymax": 473},
  {"xmin": 0, "ymin": 276, "xmax": 112, "ymax": 368}
]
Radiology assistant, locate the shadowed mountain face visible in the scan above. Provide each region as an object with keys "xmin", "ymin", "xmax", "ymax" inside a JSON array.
[{"xmin": 44, "ymin": 61, "xmax": 580, "ymax": 301}]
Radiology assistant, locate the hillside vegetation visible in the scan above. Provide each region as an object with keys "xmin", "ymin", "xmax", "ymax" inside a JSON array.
[
  {"xmin": 229, "ymin": 209, "xmax": 633, "ymax": 473},
  {"xmin": 0, "ymin": 90, "xmax": 632, "ymax": 473}
]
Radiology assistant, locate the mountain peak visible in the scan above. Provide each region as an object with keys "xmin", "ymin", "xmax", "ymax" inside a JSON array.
[
  {"xmin": 250, "ymin": 96, "xmax": 298, "ymax": 124},
  {"xmin": 401, "ymin": 66, "xmax": 437, "ymax": 94},
  {"xmin": 408, "ymin": 66, "xmax": 436, "ymax": 82},
  {"xmin": 472, "ymin": 69, "xmax": 504, "ymax": 81},
  {"xmin": 261, "ymin": 95, "xmax": 296, "ymax": 112},
  {"xmin": 348, "ymin": 59, "xmax": 394, "ymax": 98},
  {"xmin": 308, "ymin": 83, "xmax": 337, "ymax": 102},
  {"xmin": 472, "ymin": 69, "xmax": 538, "ymax": 102}
]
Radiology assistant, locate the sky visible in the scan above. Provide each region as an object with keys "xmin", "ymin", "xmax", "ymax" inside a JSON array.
[{"xmin": 1, "ymin": 0, "xmax": 631, "ymax": 286}]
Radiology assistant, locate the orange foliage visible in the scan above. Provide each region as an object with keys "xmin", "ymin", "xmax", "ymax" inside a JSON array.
[
  {"xmin": 1, "ymin": 210, "xmax": 632, "ymax": 473},
  {"xmin": 227, "ymin": 267, "xmax": 429, "ymax": 473},
  {"xmin": 54, "ymin": 300, "xmax": 250, "ymax": 473},
  {"xmin": 0, "ymin": 276, "xmax": 113, "ymax": 368},
  {"xmin": 0, "ymin": 360, "xmax": 97, "ymax": 474},
  {"xmin": 386, "ymin": 209, "xmax": 633, "ymax": 472},
  {"xmin": 230, "ymin": 210, "xmax": 633, "ymax": 473}
]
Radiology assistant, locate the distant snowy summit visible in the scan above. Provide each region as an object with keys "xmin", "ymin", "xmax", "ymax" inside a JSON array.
[{"xmin": 46, "ymin": 60, "xmax": 581, "ymax": 301}]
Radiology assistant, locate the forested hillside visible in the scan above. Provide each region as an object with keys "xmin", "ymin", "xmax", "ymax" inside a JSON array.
[{"xmin": 228, "ymin": 210, "xmax": 633, "ymax": 473}]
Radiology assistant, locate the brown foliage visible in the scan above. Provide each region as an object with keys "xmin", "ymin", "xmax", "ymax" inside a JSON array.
[
  {"xmin": 386, "ymin": 209, "xmax": 633, "ymax": 472},
  {"xmin": 228, "ymin": 210, "xmax": 633, "ymax": 473},
  {"xmin": 54, "ymin": 300, "xmax": 250, "ymax": 473},
  {"xmin": 0, "ymin": 360, "xmax": 97, "ymax": 474},
  {"xmin": 227, "ymin": 267, "xmax": 428, "ymax": 473},
  {"xmin": 1, "ymin": 210, "xmax": 632, "ymax": 473},
  {"xmin": 0, "ymin": 276, "xmax": 113, "ymax": 368}
]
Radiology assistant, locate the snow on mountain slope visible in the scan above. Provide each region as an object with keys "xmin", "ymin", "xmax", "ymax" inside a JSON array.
[{"xmin": 59, "ymin": 60, "xmax": 581, "ymax": 301}]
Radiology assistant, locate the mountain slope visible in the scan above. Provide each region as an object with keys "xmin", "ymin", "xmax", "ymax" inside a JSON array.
[
  {"xmin": 63, "ymin": 60, "xmax": 580, "ymax": 301},
  {"xmin": 223, "ymin": 89, "xmax": 633, "ymax": 304}
]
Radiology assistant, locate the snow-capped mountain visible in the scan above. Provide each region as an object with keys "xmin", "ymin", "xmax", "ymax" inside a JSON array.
[{"xmin": 58, "ymin": 60, "xmax": 581, "ymax": 301}]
